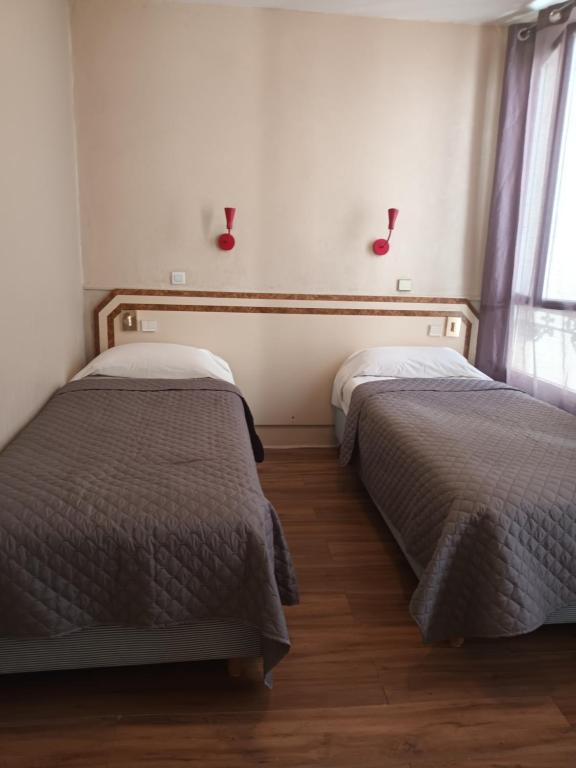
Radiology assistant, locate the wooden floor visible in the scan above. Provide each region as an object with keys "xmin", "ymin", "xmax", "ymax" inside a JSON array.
[{"xmin": 2, "ymin": 448, "xmax": 576, "ymax": 767}]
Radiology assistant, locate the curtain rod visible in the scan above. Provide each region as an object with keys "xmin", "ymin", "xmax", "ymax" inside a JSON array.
[{"xmin": 517, "ymin": 0, "xmax": 575, "ymax": 40}]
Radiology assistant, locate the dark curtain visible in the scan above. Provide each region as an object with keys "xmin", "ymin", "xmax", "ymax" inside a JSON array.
[{"xmin": 475, "ymin": 26, "xmax": 535, "ymax": 381}]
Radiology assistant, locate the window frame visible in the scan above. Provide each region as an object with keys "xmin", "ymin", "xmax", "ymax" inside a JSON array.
[{"xmin": 534, "ymin": 23, "xmax": 576, "ymax": 312}]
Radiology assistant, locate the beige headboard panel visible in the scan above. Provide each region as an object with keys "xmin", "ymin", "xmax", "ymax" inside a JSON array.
[{"xmin": 94, "ymin": 290, "xmax": 479, "ymax": 444}]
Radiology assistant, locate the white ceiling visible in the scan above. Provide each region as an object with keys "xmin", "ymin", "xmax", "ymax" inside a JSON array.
[{"xmin": 173, "ymin": 0, "xmax": 541, "ymax": 25}]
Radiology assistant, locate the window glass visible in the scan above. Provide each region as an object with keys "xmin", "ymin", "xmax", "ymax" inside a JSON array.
[{"xmin": 542, "ymin": 39, "xmax": 576, "ymax": 303}]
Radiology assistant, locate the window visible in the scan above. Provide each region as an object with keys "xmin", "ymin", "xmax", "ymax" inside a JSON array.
[
  {"xmin": 535, "ymin": 24, "xmax": 576, "ymax": 310},
  {"xmin": 508, "ymin": 21, "xmax": 576, "ymax": 406}
]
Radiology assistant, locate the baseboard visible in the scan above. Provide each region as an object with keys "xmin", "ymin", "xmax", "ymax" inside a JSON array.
[{"xmin": 257, "ymin": 425, "xmax": 337, "ymax": 448}]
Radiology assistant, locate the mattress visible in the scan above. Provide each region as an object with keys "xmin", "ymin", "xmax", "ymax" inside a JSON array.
[
  {"xmin": 340, "ymin": 377, "xmax": 576, "ymax": 642},
  {"xmin": 338, "ymin": 376, "xmax": 392, "ymax": 415},
  {"xmin": 333, "ymin": 406, "xmax": 346, "ymax": 445},
  {"xmin": 0, "ymin": 376, "xmax": 299, "ymax": 675},
  {"xmin": 367, "ymin": 483, "xmax": 576, "ymax": 628},
  {"xmin": 0, "ymin": 620, "xmax": 261, "ymax": 675}
]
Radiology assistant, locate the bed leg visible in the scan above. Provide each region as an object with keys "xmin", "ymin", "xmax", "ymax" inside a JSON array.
[
  {"xmin": 449, "ymin": 636, "xmax": 465, "ymax": 648},
  {"xmin": 227, "ymin": 656, "xmax": 262, "ymax": 681}
]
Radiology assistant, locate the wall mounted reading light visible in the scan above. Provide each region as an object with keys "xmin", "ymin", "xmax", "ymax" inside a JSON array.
[
  {"xmin": 122, "ymin": 310, "xmax": 137, "ymax": 331},
  {"xmin": 372, "ymin": 208, "xmax": 399, "ymax": 256},
  {"xmin": 446, "ymin": 316, "xmax": 462, "ymax": 338},
  {"xmin": 217, "ymin": 207, "xmax": 236, "ymax": 251}
]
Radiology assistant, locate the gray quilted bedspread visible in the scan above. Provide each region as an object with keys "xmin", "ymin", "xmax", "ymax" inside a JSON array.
[
  {"xmin": 341, "ymin": 378, "xmax": 576, "ymax": 642},
  {"xmin": 0, "ymin": 377, "xmax": 298, "ymax": 673}
]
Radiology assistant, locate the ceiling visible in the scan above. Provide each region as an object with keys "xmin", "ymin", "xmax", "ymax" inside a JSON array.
[{"xmin": 173, "ymin": 0, "xmax": 542, "ymax": 25}]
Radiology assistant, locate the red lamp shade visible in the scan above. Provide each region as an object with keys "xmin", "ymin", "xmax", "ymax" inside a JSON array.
[
  {"xmin": 388, "ymin": 208, "xmax": 399, "ymax": 230},
  {"xmin": 224, "ymin": 207, "xmax": 236, "ymax": 231}
]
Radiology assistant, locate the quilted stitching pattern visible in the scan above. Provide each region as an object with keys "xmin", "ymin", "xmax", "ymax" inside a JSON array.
[
  {"xmin": 341, "ymin": 378, "xmax": 576, "ymax": 642},
  {"xmin": 0, "ymin": 377, "xmax": 298, "ymax": 673}
]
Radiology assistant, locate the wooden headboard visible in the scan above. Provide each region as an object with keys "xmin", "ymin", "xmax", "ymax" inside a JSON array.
[{"xmin": 94, "ymin": 290, "xmax": 479, "ymax": 446}]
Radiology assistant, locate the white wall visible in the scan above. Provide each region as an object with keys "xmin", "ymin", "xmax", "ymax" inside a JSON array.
[
  {"xmin": 0, "ymin": 0, "xmax": 85, "ymax": 448},
  {"xmin": 72, "ymin": 0, "xmax": 505, "ymax": 300}
]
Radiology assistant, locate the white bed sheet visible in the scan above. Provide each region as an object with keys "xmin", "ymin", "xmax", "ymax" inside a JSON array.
[
  {"xmin": 338, "ymin": 376, "xmax": 393, "ymax": 415},
  {"xmin": 332, "ymin": 347, "xmax": 491, "ymax": 415},
  {"xmin": 337, "ymin": 374, "xmax": 498, "ymax": 415}
]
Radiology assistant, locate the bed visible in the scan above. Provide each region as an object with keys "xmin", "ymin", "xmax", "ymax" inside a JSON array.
[
  {"xmin": 0, "ymin": 343, "xmax": 298, "ymax": 683},
  {"xmin": 333, "ymin": 346, "xmax": 576, "ymax": 641}
]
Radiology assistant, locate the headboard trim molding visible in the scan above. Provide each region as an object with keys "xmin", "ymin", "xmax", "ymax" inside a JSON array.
[
  {"xmin": 95, "ymin": 289, "xmax": 479, "ymax": 356},
  {"xmin": 95, "ymin": 288, "xmax": 479, "ymax": 315}
]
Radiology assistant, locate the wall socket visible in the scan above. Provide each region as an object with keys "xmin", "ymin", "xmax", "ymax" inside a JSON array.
[{"xmin": 171, "ymin": 271, "xmax": 186, "ymax": 285}]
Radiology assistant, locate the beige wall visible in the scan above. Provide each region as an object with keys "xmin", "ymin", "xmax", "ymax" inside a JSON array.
[
  {"xmin": 0, "ymin": 0, "xmax": 85, "ymax": 448},
  {"xmin": 72, "ymin": 0, "xmax": 505, "ymax": 299}
]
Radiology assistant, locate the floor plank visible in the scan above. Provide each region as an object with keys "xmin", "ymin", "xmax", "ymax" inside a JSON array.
[
  {"xmin": 1, "ymin": 447, "xmax": 576, "ymax": 766},
  {"xmin": 105, "ymin": 700, "xmax": 576, "ymax": 768}
]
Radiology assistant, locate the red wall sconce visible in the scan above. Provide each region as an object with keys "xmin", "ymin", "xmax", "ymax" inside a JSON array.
[
  {"xmin": 217, "ymin": 207, "xmax": 236, "ymax": 251},
  {"xmin": 372, "ymin": 208, "xmax": 399, "ymax": 256}
]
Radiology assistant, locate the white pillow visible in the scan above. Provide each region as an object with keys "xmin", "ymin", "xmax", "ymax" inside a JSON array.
[
  {"xmin": 332, "ymin": 346, "xmax": 489, "ymax": 409},
  {"xmin": 72, "ymin": 343, "xmax": 235, "ymax": 383}
]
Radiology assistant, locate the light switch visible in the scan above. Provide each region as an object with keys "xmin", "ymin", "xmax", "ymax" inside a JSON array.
[
  {"xmin": 446, "ymin": 317, "xmax": 462, "ymax": 337},
  {"xmin": 171, "ymin": 271, "xmax": 186, "ymax": 285},
  {"xmin": 141, "ymin": 320, "xmax": 158, "ymax": 333},
  {"xmin": 397, "ymin": 278, "xmax": 412, "ymax": 292}
]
